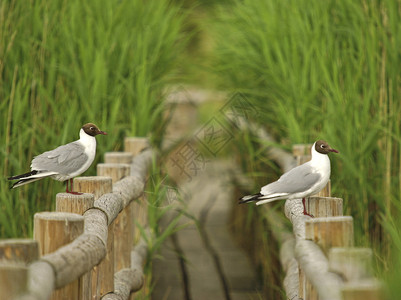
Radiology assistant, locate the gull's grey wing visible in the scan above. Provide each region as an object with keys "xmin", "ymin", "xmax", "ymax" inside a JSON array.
[
  {"xmin": 31, "ymin": 141, "xmax": 88, "ymax": 175},
  {"xmin": 261, "ymin": 163, "xmax": 321, "ymax": 195}
]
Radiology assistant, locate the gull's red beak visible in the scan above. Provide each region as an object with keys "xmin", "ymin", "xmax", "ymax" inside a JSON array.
[
  {"xmin": 99, "ymin": 131, "xmax": 107, "ymax": 135},
  {"xmin": 329, "ymin": 147, "xmax": 339, "ymax": 153}
]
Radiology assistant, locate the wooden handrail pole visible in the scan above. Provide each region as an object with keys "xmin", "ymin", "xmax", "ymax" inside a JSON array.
[
  {"xmin": 34, "ymin": 212, "xmax": 84, "ymax": 300},
  {"xmin": 74, "ymin": 176, "xmax": 114, "ymax": 298},
  {"xmin": 97, "ymin": 162, "xmax": 133, "ymax": 272}
]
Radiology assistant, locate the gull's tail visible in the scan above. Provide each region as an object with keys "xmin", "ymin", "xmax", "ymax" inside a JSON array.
[
  {"xmin": 239, "ymin": 192, "xmax": 287, "ymax": 205},
  {"xmin": 238, "ymin": 193, "xmax": 263, "ymax": 204},
  {"xmin": 8, "ymin": 170, "xmax": 55, "ymax": 189}
]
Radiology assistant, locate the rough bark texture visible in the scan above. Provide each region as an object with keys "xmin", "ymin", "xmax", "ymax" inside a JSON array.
[
  {"xmin": 102, "ymin": 239, "xmax": 147, "ymax": 300},
  {"xmin": 94, "ymin": 193, "xmax": 124, "ymax": 225}
]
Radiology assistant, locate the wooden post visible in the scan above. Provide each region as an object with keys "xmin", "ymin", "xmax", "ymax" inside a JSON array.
[
  {"xmin": 97, "ymin": 163, "xmax": 131, "ymax": 183},
  {"xmin": 0, "ymin": 239, "xmax": 39, "ymax": 298},
  {"xmin": 73, "ymin": 176, "xmax": 114, "ymax": 299},
  {"xmin": 329, "ymin": 247, "xmax": 373, "ymax": 282},
  {"xmin": 304, "ymin": 196, "xmax": 343, "ymax": 218},
  {"xmin": 97, "ymin": 163, "xmax": 133, "ymax": 272},
  {"xmin": 300, "ymin": 197, "xmax": 343, "ymax": 299},
  {"xmin": 0, "ymin": 263, "xmax": 28, "ymax": 299},
  {"xmin": 56, "ymin": 193, "xmax": 95, "ymax": 215},
  {"xmin": 305, "ymin": 216, "xmax": 354, "ymax": 255},
  {"xmin": 104, "ymin": 152, "xmax": 133, "ymax": 164},
  {"xmin": 55, "ymin": 193, "xmax": 95, "ymax": 300},
  {"xmin": 341, "ymin": 280, "xmax": 383, "ymax": 300},
  {"xmin": 34, "ymin": 212, "xmax": 84, "ymax": 300},
  {"xmin": 303, "ymin": 217, "xmax": 354, "ymax": 300},
  {"xmin": 124, "ymin": 137, "xmax": 149, "ymax": 156},
  {"xmin": 125, "ymin": 137, "xmax": 150, "ymax": 246},
  {"xmin": 125, "ymin": 137, "xmax": 149, "ymax": 300},
  {"xmin": 0, "ymin": 239, "xmax": 39, "ymax": 264},
  {"xmin": 315, "ymin": 180, "xmax": 331, "ymax": 197},
  {"xmin": 73, "ymin": 176, "xmax": 112, "ymax": 200}
]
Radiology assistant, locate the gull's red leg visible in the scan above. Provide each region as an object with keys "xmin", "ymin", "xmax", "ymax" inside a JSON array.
[
  {"xmin": 67, "ymin": 178, "xmax": 83, "ymax": 195},
  {"xmin": 302, "ymin": 198, "xmax": 314, "ymax": 218}
]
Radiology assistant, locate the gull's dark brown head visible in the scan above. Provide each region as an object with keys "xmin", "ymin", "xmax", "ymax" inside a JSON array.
[
  {"xmin": 82, "ymin": 123, "xmax": 107, "ymax": 137},
  {"xmin": 315, "ymin": 140, "xmax": 338, "ymax": 154}
]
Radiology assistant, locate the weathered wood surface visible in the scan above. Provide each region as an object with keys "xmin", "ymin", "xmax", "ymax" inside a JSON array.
[
  {"xmin": 34, "ymin": 212, "xmax": 85, "ymax": 300},
  {"xmin": 153, "ymin": 161, "xmax": 261, "ymax": 300},
  {"xmin": 341, "ymin": 280, "xmax": 383, "ymax": 300},
  {"xmin": 102, "ymin": 239, "xmax": 147, "ymax": 300},
  {"xmin": 0, "ymin": 263, "xmax": 29, "ymax": 300},
  {"xmin": 56, "ymin": 193, "xmax": 95, "ymax": 215},
  {"xmin": 18, "ymin": 149, "xmax": 153, "ymax": 300},
  {"xmin": 124, "ymin": 137, "xmax": 150, "ymax": 157},
  {"xmin": 75, "ymin": 177, "xmax": 115, "ymax": 298},
  {"xmin": 329, "ymin": 247, "xmax": 373, "ymax": 282},
  {"xmin": 74, "ymin": 176, "xmax": 113, "ymax": 200},
  {"xmin": 104, "ymin": 152, "xmax": 133, "ymax": 164},
  {"xmin": 98, "ymin": 160, "xmax": 134, "ymax": 273},
  {"xmin": 305, "ymin": 216, "xmax": 354, "ymax": 255},
  {"xmin": 97, "ymin": 163, "xmax": 131, "ymax": 183},
  {"xmin": 0, "ymin": 239, "xmax": 39, "ymax": 264}
]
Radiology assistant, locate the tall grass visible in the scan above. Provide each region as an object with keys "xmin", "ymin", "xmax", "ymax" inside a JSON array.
[
  {"xmin": 213, "ymin": 0, "xmax": 401, "ymax": 295},
  {"xmin": 0, "ymin": 0, "xmax": 186, "ymax": 238}
]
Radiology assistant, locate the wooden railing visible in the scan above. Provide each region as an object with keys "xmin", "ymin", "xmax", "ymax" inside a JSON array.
[
  {"xmin": 234, "ymin": 118, "xmax": 382, "ymax": 300},
  {"xmin": 0, "ymin": 137, "xmax": 152, "ymax": 300}
]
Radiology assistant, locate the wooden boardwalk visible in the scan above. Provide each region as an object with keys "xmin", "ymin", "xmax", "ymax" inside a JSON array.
[{"xmin": 152, "ymin": 161, "xmax": 261, "ymax": 300}]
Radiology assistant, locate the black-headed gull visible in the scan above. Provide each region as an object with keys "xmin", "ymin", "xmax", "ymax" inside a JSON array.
[
  {"xmin": 239, "ymin": 140, "xmax": 338, "ymax": 216},
  {"xmin": 8, "ymin": 123, "xmax": 107, "ymax": 194}
]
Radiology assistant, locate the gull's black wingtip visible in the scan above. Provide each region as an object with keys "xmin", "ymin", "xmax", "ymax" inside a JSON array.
[
  {"xmin": 238, "ymin": 193, "xmax": 263, "ymax": 204},
  {"xmin": 8, "ymin": 170, "xmax": 38, "ymax": 181}
]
